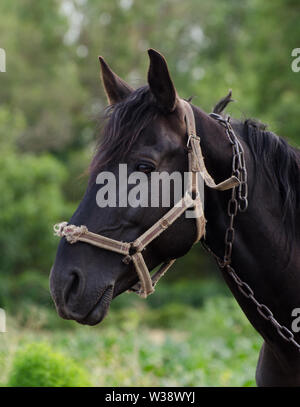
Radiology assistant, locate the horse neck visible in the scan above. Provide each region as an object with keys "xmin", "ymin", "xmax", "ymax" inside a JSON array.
[
  {"xmin": 192, "ymin": 105, "xmax": 298, "ymax": 274},
  {"xmin": 197, "ymin": 114, "xmax": 300, "ymax": 363},
  {"xmin": 192, "ymin": 106, "xmax": 292, "ymax": 268}
]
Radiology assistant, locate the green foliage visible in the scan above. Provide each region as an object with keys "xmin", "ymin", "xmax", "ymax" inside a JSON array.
[
  {"xmin": 8, "ymin": 342, "xmax": 91, "ymax": 387},
  {"xmin": 110, "ymin": 278, "xmax": 230, "ymax": 312},
  {"xmin": 0, "ymin": 107, "xmax": 26, "ymax": 150},
  {"xmin": 0, "ymin": 0, "xmax": 86, "ymax": 153},
  {"xmin": 0, "ymin": 105, "xmax": 72, "ymax": 308},
  {"xmin": 9, "ymin": 271, "xmax": 52, "ymax": 308},
  {"xmin": 0, "ymin": 150, "xmax": 69, "ymax": 275},
  {"xmin": 0, "ymin": 106, "xmax": 71, "ymax": 288},
  {"xmin": 1, "ymin": 295, "xmax": 261, "ymax": 387}
]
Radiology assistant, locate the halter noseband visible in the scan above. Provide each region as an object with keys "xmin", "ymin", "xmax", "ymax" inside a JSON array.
[{"xmin": 54, "ymin": 100, "xmax": 239, "ymax": 298}]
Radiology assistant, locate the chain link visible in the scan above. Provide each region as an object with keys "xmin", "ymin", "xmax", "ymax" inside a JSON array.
[{"xmin": 203, "ymin": 114, "xmax": 300, "ymax": 352}]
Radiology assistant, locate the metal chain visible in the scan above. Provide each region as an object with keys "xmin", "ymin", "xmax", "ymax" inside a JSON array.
[{"xmin": 202, "ymin": 114, "xmax": 300, "ymax": 351}]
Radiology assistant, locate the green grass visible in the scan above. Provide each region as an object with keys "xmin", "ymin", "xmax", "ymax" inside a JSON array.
[{"xmin": 0, "ymin": 288, "xmax": 262, "ymax": 387}]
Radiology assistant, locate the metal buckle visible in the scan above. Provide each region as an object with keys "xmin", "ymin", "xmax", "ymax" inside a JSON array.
[{"xmin": 209, "ymin": 112, "xmax": 223, "ymax": 120}]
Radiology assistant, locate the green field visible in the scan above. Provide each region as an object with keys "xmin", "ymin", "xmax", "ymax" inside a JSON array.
[{"xmin": 0, "ymin": 281, "xmax": 262, "ymax": 387}]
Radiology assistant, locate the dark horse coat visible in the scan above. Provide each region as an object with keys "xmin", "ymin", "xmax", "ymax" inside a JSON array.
[{"xmin": 50, "ymin": 49, "xmax": 300, "ymax": 386}]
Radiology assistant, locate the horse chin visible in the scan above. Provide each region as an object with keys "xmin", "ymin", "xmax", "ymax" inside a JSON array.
[{"xmin": 76, "ymin": 285, "xmax": 113, "ymax": 326}]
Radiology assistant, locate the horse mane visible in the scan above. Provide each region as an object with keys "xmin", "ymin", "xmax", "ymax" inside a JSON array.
[
  {"xmin": 213, "ymin": 91, "xmax": 299, "ymax": 236},
  {"xmin": 89, "ymin": 86, "xmax": 159, "ymax": 182},
  {"xmin": 241, "ymin": 118, "xmax": 300, "ymax": 238}
]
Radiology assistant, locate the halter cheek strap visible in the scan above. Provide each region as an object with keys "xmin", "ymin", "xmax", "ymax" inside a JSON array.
[
  {"xmin": 182, "ymin": 100, "xmax": 239, "ymax": 191},
  {"xmin": 54, "ymin": 100, "xmax": 239, "ymax": 298}
]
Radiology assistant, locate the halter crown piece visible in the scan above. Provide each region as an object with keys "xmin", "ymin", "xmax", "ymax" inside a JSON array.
[{"xmin": 54, "ymin": 100, "xmax": 239, "ymax": 298}]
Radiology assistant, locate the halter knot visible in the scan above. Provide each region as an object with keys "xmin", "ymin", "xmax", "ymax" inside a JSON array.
[{"xmin": 53, "ymin": 222, "xmax": 88, "ymax": 244}]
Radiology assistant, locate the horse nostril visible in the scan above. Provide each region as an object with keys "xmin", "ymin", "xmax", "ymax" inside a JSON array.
[{"xmin": 63, "ymin": 269, "xmax": 85, "ymax": 307}]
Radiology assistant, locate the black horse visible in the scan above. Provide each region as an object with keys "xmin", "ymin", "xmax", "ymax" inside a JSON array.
[{"xmin": 50, "ymin": 49, "xmax": 300, "ymax": 386}]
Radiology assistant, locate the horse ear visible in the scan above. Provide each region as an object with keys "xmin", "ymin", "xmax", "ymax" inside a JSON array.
[
  {"xmin": 147, "ymin": 49, "xmax": 178, "ymax": 113},
  {"xmin": 99, "ymin": 56, "xmax": 134, "ymax": 105},
  {"xmin": 213, "ymin": 90, "xmax": 234, "ymax": 114}
]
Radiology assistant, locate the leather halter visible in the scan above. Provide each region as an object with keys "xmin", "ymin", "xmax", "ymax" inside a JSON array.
[{"xmin": 54, "ymin": 100, "xmax": 239, "ymax": 298}]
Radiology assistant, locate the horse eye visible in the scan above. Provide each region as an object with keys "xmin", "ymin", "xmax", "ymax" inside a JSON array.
[{"xmin": 136, "ymin": 163, "xmax": 155, "ymax": 173}]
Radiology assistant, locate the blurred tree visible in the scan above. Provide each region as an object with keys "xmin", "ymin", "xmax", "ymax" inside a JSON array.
[
  {"xmin": 245, "ymin": 0, "xmax": 300, "ymax": 145},
  {"xmin": 0, "ymin": 0, "xmax": 87, "ymax": 153},
  {"xmin": 0, "ymin": 107, "xmax": 71, "ymax": 278},
  {"xmin": 1, "ymin": 0, "xmax": 298, "ymax": 152}
]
